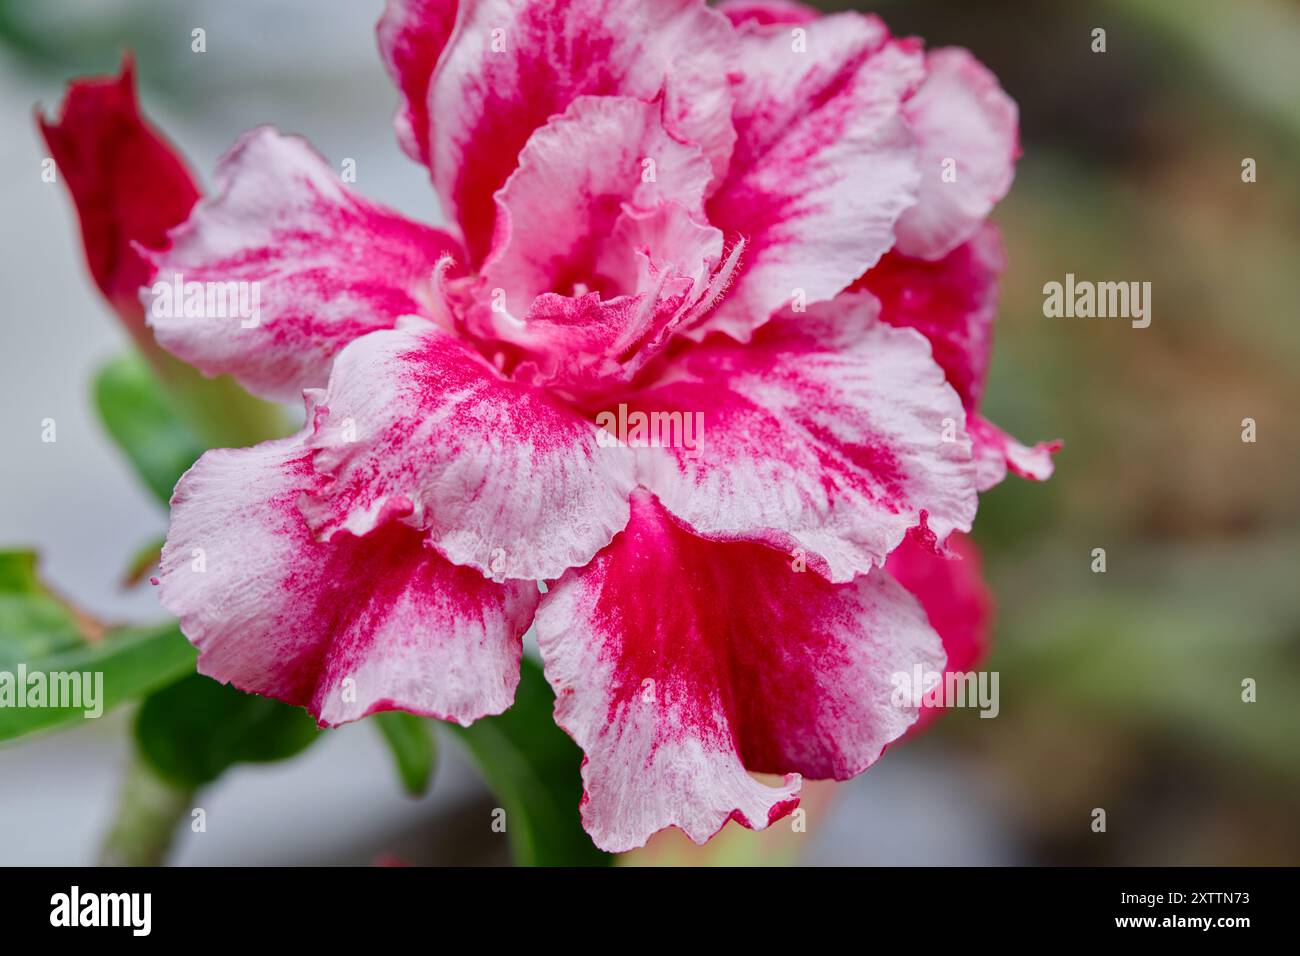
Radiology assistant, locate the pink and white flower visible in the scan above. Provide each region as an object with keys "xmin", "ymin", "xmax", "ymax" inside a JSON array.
[{"xmin": 44, "ymin": 0, "xmax": 1056, "ymax": 852}]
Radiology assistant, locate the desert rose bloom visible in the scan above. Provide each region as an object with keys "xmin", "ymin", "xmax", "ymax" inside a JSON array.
[{"xmin": 44, "ymin": 0, "xmax": 1056, "ymax": 852}]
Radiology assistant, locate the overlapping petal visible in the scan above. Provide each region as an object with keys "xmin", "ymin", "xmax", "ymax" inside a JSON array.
[
  {"xmin": 858, "ymin": 224, "xmax": 1059, "ymax": 489},
  {"xmin": 483, "ymin": 96, "xmax": 714, "ymax": 309},
  {"xmin": 895, "ymin": 47, "xmax": 1019, "ymax": 261},
  {"xmin": 377, "ymin": 0, "xmax": 460, "ymax": 167},
  {"xmin": 859, "ymin": 223, "xmax": 1003, "ymax": 409},
  {"xmin": 297, "ymin": 322, "xmax": 635, "ymax": 581},
  {"xmin": 463, "ymin": 95, "xmax": 734, "ymax": 393},
  {"xmin": 695, "ymin": 15, "xmax": 922, "ymax": 340},
  {"xmin": 719, "ymin": 0, "xmax": 818, "ymax": 28},
  {"xmin": 886, "ymin": 530, "xmax": 992, "ymax": 733},
  {"xmin": 159, "ymin": 431, "xmax": 539, "ymax": 727},
  {"xmin": 535, "ymin": 491, "xmax": 944, "ymax": 852},
  {"xmin": 628, "ymin": 292, "xmax": 977, "ymax": 582},
  {"xmin": 419, "ymin": 0, "xmax": 737, "ymax": 263},
  {"xmin": 146, "ymin": 127, "xmax": 463, "ymax": 402}
]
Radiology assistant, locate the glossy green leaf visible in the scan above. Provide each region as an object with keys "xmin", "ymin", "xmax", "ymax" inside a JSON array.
[
  {"xmin": 134, "ymin": 673, "xmax": 321, "ymax": 788},
  {"xmin": 373, "ymin": 711, "xmax": 438, "ymax": 796},
  {"xmin": 449, "ymin": 656, "xmax": 610, "ymax": 867},
  {"xmin": 0, "ymin": 549, "xmax": 197, "ymax": 740},
  {"xmin": 0, "ymin": 622, "xmax": 196, "ymax": 740}
]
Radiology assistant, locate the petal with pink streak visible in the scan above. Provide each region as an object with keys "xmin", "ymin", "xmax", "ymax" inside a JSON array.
[
  {"xmin": 858, "ymin": 222, "xmax": 1004, "ymax": 409},
  {"xmin": 630, "ymin": 292, "xmax": 977, "ymax": 583},
  {"xmin": 482, "ymin": 95, "xmax": 715, "ymax": 319},
  {"xmin": 886, "ymin": 531, "xmax": 992, "ymax": 734},
  {"xmin": 969, "ymin": 413, "xmax": 1060, "ymax": 491},
  {"xmin": 298, "ymin": 323, "xmax": 635, "ymax": 581},
  {"xmin": 536, "ymin": 492, "xmax": 944, "ymax": 852},
  {"xmin": 895, "ymin": 47, "xmax": 1019, "ymax": 261},
  {"xmin": 696, "ymin": 20, "xmax": 922, "ymax": 340},
  {"xmin": 428, "ymin": 0, "xmax": 737, "ymax": 263},
  {"xmin": 146, "ymin": 127, "xmax": 463, "ymax": 402},
  {"xmin": 857, "ymin": 226, "xmax": 1059, "ymax": 489},
  {"xmin": 377, "ymin": 0, "xmax": 459, "ymax": 167},
  {"xmin": 158, "ymin": 433, "xmax": 538, "ymax": 727},
  {"xmin": 719, "ymin": 0, "xmax": 818, "ymax": 28},
  {"xmin": 470, "ymin": 96, "xmax": 728, "ymax": 392}
]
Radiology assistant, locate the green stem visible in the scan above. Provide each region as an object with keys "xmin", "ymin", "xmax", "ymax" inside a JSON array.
[{"xmin": 98, "ymin": 751, "xmax": 195, "ymax": 867}]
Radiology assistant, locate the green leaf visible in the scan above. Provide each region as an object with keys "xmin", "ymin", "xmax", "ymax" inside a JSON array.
[
  {"xmin": 93, "ymin": 352, "xmax": 207, "ymax": 506},
  {"xmin": 0, "ymin": 622, "xmax": 196, "ymax": 740},
  {"xmin": 449, "ymin": 656, "xmax": 611, "ymax": 866},
  {"xmin": 373, "ymin": 711, "xmax": 438, "ymax": 796},
  {"xmin": 0, "ymin": 550, "xmax": 43, "ymax": 593},
  {"xmin": 134, "ymin": 673, "xmax": 321, "ymax": 788},
  {"xmin": 0, "ymin": 549, "xmax": 197, "ymax": 740},
  {"xmin": 0, "ymin": 549, "xmax": 83, "ymax": 668}
]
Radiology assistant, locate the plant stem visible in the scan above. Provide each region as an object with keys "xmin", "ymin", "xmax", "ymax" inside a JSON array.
[{"xmin": 98, "ymin": 751, "xmax": 194, "ymax": 866}]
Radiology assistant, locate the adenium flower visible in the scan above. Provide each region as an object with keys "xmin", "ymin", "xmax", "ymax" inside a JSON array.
[{"xmin": 43, "ymin": 0, "xmax": 1057, "ymax": 853}]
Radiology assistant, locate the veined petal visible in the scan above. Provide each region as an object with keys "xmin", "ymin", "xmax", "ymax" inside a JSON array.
[
  {"xmin": 159, "ymin": 432, "xmax": 538, "ymax": 727},
  {"xmin": 630, "ymin": 292, "xmax": 978, "ymax": 583},
  {"xmin": 427, "ymin": 0, "xmax": 737, "ymax": 263},
  {"xmin": 535, "ymin": 492, "xmax": 944, "ymax": 852},
  {"xmin": 146, "ymin": 127, "xmax": 463, "ymax": 402},
  {"xmin": 298, "ymin": 323, "xmax": 635, "ymax": 581},
  {"xmin": 895, "ymin": 47, "xmax": 1019, "ymax": 261},
  {"xmin": 696, "ymin": 19, "xmax": 922, "ymax": 340}
]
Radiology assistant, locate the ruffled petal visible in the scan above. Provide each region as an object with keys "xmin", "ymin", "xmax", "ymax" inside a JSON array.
[
  {"xmin": 466, "ymin": 95, "xmax": 729, "ymax": 392},
  {"xmin": 858, "ymin": 225, "xmax": 1059, "ymax": 489},
  {"xmin": 146, "ymin": 127, "xmax": 463, "ymax": 402},
  {"xmin": 536, "ymin": 492, "xmax": 944, "ymax": 852},
  {"xmin": 858, "ymin": 222, "xmax": 1003, "ymax": 408},
  {"xmin": 427, "ymin": 0, "xmax": 737, "ymax": 262},
  {"xmin": 298, "ymin": 323, "xmax": 635, "ymax": 581},
  {"xmin": 969, "ymin": 413, "xmax": 1060, "ymax": 491},
  {"xmin": 894, "ymin": 47, "xmax": 1019, "ymax": 261},
  {"xmin": 719, "ymin": 0, "xmax": 818, "ymax": 28},
  {"xmin": 697, "ymin": 18, "xmax": 922, "ymax": 340},
  {"xmin": 482, "ymin": 95, "xmax": 714, "ymax": 318},
  {"xmin": 629, "ymin": 292, "xmax": 977, "ymax": 582},
  {"xmin": 158, "ymin": 432, "xmax": 538, "ymax": 727},
  {"xmin": 886, "ymin": 531, "xmax": 992, "ymax": 733},
  {"xmin": 377, "ymin": 0, "xmax": 460, "ymax": 167},
  {"xmin": 37, "ymin": 55, "xmax": 200, "ymax": 334}
]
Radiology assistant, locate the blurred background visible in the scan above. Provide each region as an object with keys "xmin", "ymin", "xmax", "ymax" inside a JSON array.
[{"xmin": 0, "ymin": 0, "xmax": 1297, "ymax": 865}]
